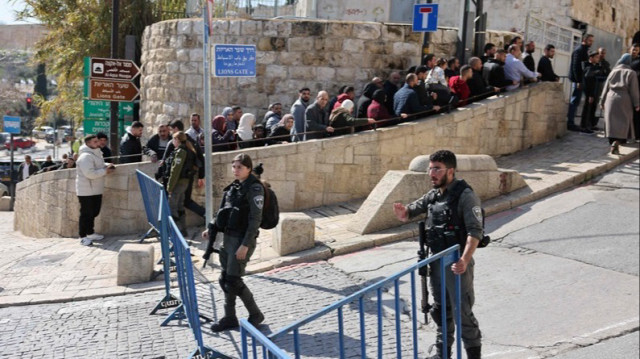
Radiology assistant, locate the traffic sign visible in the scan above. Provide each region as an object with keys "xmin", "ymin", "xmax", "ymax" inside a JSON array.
[
  {"xmin": 413, "ymin": 4, "xmax": 439, "ymax": 32},
  {"xmin": 88, "ymin": 79, "xmax": 139, "ymax": 102},
  {"xmin": 213, "ymin": 44, "xmax": 257, "ymax": 77},
  {"xmin": 85, "ymin": 57, "xmax": 140, "ymax": 81},
  {"xmin": 84, "ymin": 100, "xmax": 134, "ymax": 119},
  {"xmin": 83, "ymin": 119, "xmax": 131, "ymax": 137},
  {"xmin": 2, "ymin": 116, "xmax": 21, "ymax": 134}
]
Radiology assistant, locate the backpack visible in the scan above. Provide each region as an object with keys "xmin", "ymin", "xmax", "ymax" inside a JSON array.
[
  {"xmin": 259, "ymin": 180, "xmax": 279, "ymax": 229},
  {"xmin": 427, "ymin": 179, "xmax": 490, "ymax": 249}
]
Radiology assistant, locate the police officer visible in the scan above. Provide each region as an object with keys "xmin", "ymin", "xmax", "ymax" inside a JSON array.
[
  {"xmin": 393, "ymin": 150, "xmax": 483, "ymax": 359},
  {"xmin": 166, "ymin": 131, "xmax": 197, "ymax": 237},
  {"xmin": 202, "ymin": 153, "xmax": 265, "ymax": 332}
]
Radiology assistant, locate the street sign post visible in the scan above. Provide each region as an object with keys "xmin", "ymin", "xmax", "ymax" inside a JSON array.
[
  {"xmin": 2, "ymin": 116, "xmax": 21, "ymax": 134},
  {"xmin": 84, "ymin": 57, "xmax": 140, "ymax": 81},
  {"xmin": 83, "ymin": 119, "xmax": 131, "ymax": 137},
  {"xmin": 83, "ymin": 100, "xmax": 133, "ymax": 119},
  {"xmin": 213, "ymin": 44, "xmax": 257, "ymax": 77},
  {"xmin": 413, "ymin": 4, "xmax": 439, "ymax": 32},
  {"xmin": 88, "ymin": 78, "xmax": 139, "ymax": 102}
]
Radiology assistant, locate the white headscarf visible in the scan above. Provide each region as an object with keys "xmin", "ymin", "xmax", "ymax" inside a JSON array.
[{"xmin": 237, "ymin": 113, "xmax": 256, "ymax": 141}]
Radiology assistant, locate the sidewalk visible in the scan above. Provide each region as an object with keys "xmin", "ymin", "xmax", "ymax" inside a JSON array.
[{"xmin": 0, "ymin": 132, "xmax": 637, "ymax": 307}]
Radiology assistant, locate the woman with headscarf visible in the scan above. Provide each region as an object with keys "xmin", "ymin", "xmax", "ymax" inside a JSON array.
[
  {"xmin": 236, "ymin": 113, "xmax": 256, "ymax": 142},
  {"xmin": 212, "ymin": 115, "xmax": 236, "ymax": 152},
  {"xmin": 268, "ymin": 114, "xmax": 295, "ymax": 144},
  {"xmin": 328, "ymin": 99, "xmax": 375, "ymax": 136},
  {"xmin": 367, "ymin": 89, "xmax": 392, "ymax": 123},
  {"xmin": 599, "ymin": 63, "xmax": 640, "ymax": 154}
]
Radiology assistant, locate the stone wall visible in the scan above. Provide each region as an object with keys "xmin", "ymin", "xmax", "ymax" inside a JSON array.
[
  {"xmin": 0, "ymin": 24, "xmax": 48, "ymax": 51},
  {"xmin": 13, "ymin": 82, "xmax": 565, "ymax": 238},
  {"xmin": 139, "ymin": 18, "xmax": 422, "ymax": 138}
]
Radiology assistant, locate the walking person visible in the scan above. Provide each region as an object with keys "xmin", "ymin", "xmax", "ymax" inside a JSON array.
[
  {"xmin": 600, "ymin": 63, "xmax": 640, "ymax": 154},
  {"xmin": 76, "ymin": 135, "xmax": 115, "ymax": 246},
  {"xmin": 167, "ymin": 132, "xmax": 198, "ymax": 237},
  {"xmin": 202, "ymin": 153, "xmax": 265, "ymax": 332},
  {"xmin": 393, "ymin": 150, "xmax": 483, "ymax": 359}
]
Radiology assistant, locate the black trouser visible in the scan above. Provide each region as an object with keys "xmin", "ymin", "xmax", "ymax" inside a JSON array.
[
  {"xmin": 78, "ymin": 195, "xmax": 102, "ymax": 238},
  {"xmin": 580, "ymin": 98, "xmax": 598, "ymax": 129},
  {"xmin": 184, "ymin": 177, "xmax": 205, "ymax": 218}
]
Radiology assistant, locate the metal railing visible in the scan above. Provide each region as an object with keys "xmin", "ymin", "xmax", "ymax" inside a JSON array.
[{"xmin": 240, "ymin": 245, "xmax": 463, "ymax": 359}]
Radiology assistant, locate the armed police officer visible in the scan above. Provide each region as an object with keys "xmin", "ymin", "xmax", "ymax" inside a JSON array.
[
  {"xmin": 393, "ymin": 150, "xmax": 483, "ymax": 359},
  {"xmin": 202, "ymin": 153, "xmax": 265, "ymax": 332}
]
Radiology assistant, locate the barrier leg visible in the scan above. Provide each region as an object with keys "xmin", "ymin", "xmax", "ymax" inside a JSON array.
[
  {"xmin": 161, "ymin": 304, "xmax": 187, "ymax": 326},
  {"xmin": 150, "ymin": 293, "xmax": 181, "ymax": 315},
  {"xmin": 189, "ymin": 346, "xmax": 230, "ymax": 359},
  {"xmin": 139, "ymin": 227, "xmax": 158, "ymax": 243}
]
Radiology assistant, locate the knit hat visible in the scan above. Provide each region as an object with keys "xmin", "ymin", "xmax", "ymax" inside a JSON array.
[{"xmin": 341, "ymin": 99, "xmax": 355, "ymax": 111}]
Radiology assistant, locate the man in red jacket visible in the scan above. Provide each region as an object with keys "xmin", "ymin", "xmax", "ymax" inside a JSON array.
[{"xmin": 449, "ymin": 65, "xmax": 473, "ymax": 105}]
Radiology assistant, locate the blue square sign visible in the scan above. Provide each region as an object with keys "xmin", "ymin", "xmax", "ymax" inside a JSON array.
[
  {"xmin": 3, "ymin": 116, "xmax": 21, "ymax": 134},
  {"xmin": 413, "ymin": 4, "xmax": 439, "ymax": 32},
  {"xmin": 213, "ymin": 44, "xmax": 257, "ymax": 77}
]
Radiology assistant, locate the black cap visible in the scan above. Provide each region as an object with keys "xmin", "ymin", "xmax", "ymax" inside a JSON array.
[{"xmin": 588, "ymin": 50, "xmax": 599, "ymax": 57}]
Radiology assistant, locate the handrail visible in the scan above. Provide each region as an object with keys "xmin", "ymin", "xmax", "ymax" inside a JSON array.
[
  {"xmin": 240, "ymin": 319, "xmax": 292, "ymax": 359},
  {"xmin": 268, "ymin": 244, "xmax": 460, "ymax": 341}
]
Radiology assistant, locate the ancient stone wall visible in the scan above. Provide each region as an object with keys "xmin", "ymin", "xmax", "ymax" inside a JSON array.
[
  {"xmin": 14, "ymin": 82, "xmax": 566, "ymax": 238},
  {"xmin": 0, "ymin": 24, "xmax": 48, "ymax": 51}
]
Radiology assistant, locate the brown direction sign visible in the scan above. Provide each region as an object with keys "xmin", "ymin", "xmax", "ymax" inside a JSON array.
[
  {"xmin": 89, "ymin": 79, "xmax": 139, "ymax": 102},
  {"xmin": 90, "ymin": 57, "xmax": 140, "ymax": 81}
]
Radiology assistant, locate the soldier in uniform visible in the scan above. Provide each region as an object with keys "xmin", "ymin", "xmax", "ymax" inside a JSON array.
[
  {"xmin": 166, "ymin": 132, "xmax": 197, "ymax": 237},
  {"xmin": 393, "ymin": 150, "xmax": 483, "ymax": 359},
  {"xmin": 202, "ymin": 153, "xmax": 265, "ymax": 332}
]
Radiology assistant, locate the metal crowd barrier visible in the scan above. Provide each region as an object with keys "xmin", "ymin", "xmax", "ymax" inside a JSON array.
[
  {"xmin": 136, "ymin": 170, "xmax": 181, "ymax": 315},
  {"xmin": 161, "ymin": 215, "xmax": 227, "ymax": 358},
  {"xmin": 240, "ymin": 245, "xmax": 463, "ymax": 359}
]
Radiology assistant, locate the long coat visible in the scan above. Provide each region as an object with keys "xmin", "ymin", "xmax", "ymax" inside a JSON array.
[{"xmin": 599, "ymin": 64, "xmax": 640, "ymax": 140}]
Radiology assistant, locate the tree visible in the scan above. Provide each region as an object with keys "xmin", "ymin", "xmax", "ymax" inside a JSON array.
[{"xmin": 14, "ymin": 0, "xmax": 184, "ymax": 129}]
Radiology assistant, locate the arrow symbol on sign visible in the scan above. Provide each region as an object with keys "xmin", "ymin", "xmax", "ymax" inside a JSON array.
[{"xmin": 123, "ymin": 105, "xmax": 133, "ymax": 112}]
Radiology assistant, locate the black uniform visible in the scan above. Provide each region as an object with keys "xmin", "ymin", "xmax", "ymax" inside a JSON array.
[
  {"xmin": 406, "ymin": 179, "xmax": 483, "ymax": 356},
  {"xmin": 581, "ymin": 62, "xmax": 603, "ymax": 129}
]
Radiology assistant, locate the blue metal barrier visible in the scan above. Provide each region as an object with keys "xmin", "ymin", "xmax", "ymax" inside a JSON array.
[
  {"xmin": 136, "ymin": 170, "xmax": 181, "ymax": 315},
  {"xmin": 162, "ymin": 216, "xmax": 228, "ymax": 359},
  {"xmin": 241, "ymin": 245, "xmax": 463, "ymax": 359},
  {"xmin": 240, "ymin": 319, "xmax": 292, "ymax": 359}
]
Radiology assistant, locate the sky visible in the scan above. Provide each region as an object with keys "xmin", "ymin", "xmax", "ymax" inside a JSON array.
[{"xmin": 0, "ymin": 0, "xmax": 37, "ymax": 25}]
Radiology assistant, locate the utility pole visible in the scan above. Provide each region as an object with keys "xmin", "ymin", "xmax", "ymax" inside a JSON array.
[
  {"xmin": 421, "ymin": 0, "xmax": 433, "ymax": 58},
  {"xmin": 473, "ymin": 0, "xmax": 486, "ymax": 57},
  {"xmin": 109, "ymin": 0, "xmax": 120, "ymax": 163},
  {"xmin": 457, "ymin": 0, "xmax": 472, "ymax": 64}
]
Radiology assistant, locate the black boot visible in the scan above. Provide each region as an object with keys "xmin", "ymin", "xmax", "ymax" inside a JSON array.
[
  {"xmin": 466, "ymin": 346, "xmax": 481, "ymax": 359},
  {"xmin": 238, "ymin": 286, "xmax": 264, "ymax": 327},
  {"xmin": 211, "ymin": 292, "xmax": 239, "ymax": 332},
  {"xmin": 426, "ymin": 344, "xmax": 451, "ymax": 359}
]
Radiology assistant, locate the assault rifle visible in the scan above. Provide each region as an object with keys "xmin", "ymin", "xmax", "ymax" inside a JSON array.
[{"xmin": 418, "ymin": 221, "xmax": 432, "ymax": 324}]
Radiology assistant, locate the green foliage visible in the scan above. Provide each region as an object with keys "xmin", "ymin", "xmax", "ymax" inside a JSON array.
[{"xmin": 14, "ymin": 0, "xmax": 187, "ymax": 128}]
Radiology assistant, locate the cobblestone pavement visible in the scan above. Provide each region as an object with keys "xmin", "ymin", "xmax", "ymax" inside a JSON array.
[
  {"xmin": 0, "ymin": 261, "xmax": 434, "ymax": 359},
  {"xmin": 0, "ymin": 132, "xmax": 637, "ymax": 308}
]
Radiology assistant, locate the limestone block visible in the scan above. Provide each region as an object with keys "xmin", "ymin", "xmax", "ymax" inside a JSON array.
[
  {"xmin": 352, "ymin": 23, "xmax": 381, "ymax": 40},
  {"xmin": 263, "ymin": 21, "xmax": 291, "ymax": 37},
  {"xmin": 316, "ymin": 67, "xmax": 336, "ymax": 80},
  {"xmin": 179, "ymin": 62, "xmax": 198, "ymax": 74},
  {"xmin": 0, "ymin": 196, "xmax": 10, "ymax": 211},
  {"xmin": 327, "ymin": 23, "xmax": 352, "ymax": 38},
  {"xmin": 288, "ymin": 37, "xmax": 315, "ymax": 52},
  {"xmin": 241, "ymin": 20, "xmax": 261, "ymax": 35},
  {"xmin": 117, "ymin": 244, "xmax": 154, "ymax": 286},
  {"xmin": 289, "ymin": 66, "xmax": 317, "ymax": 80},
  {"xmin": 291, "ymin": 21, "xmax": 324, "ymax": 37},
  {"xmin": 272, "ymin": 212, "xmax": 315, "ymax": 256},
  {"xmin": 343, "ymin": 38, "xmax": 365, "ymax": 53},
  {"xmin": 382, "ymin": 25, "xmax": 404, "ymax": 42}
]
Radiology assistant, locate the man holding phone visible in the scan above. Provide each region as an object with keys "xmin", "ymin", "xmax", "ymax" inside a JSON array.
[{"xmin": 76, "ymin": 134, "xmax": 116, "ymax": 246}]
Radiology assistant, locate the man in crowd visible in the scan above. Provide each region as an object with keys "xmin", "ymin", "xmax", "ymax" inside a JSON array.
[
  {"xmin": 522, "ymin": 41, "xmax": 536, "ymax": 72},
  {"xmin": 227, "ymin": 106, "xmax": 243, "ymax": 132},
  {"xmin": 483, "ymin": 49, "xmax": 515, "ymax": 91},
  {"xmin": 96, "ymin": 132, "xmax": 112, "ymax": 163},
  {"xmin": 504, "ymin": 44, "xmax": 540, "ymax": 91},
  {"xmin": 393, "ymin": 150, "xmax": 484, "ymax": 359},
  {"xmin": 567, "ymin": 34, "xmax": 594, "ymax": 132},
  {"xmin": 145, "ymin": 123, "xmax": 171, "ymax": 160},
  {"xmin": 17, "ymin": 155, "xmax": 38, "ymax": 182},
  {"xmin": 356, "ymin": 78, "xmax": 383, "ymax": 118},
  {"xmin": 580, "ymin": 51, "xmax": 603, "ymax": 133},
  {"xmin": 445, "ymin": 57, "xmax": 460, "ymax": 79},
  {"xmin": 40, "ymin": 155, "xmax": 56, "ymax": 170},
  {"xmin": 384, "ymin": 71, "xmax": 403, "ymax": 112},
  {"xmin": 394, "ymin": 73, "xmax": 440, "ymax": 117},
  {"xmin": 414, "ymin": 66, "xmax": 438, "ymax": 108},
  {"xmin": 598, "ymin": 47, "xmax": 611, "ymax": 76},
  {"xmin": 537, "ymin": 44, "xmax": 560, "ymax": 82},
  {"xmin": 76, "ymin": 135, "xmax": 115, "ymax": 246},
  {"xmin": 185, "ymin": 113, "xmax": 203, "ymax": 143},
  {"xmin": 263, "ymin": 103, "xmax": 283, "ymax": 133},
  {"xmin": 467, "ymin": 57, "xmax": 499, "ymax": 99},
  {"xmin": 305, "ymin": 91, "xmax": 334, "ymax": 139},
  {"xmin": 291, "ymin": 87, "xmax": 311, "ymax": 142},
  {"xmin": 120, "ymin": 121, "xmax": 155, "ymax": 163},
  {"xmin": 449, "ymin": 65, "xmax": 473, "ymax": 105},
  {"xmin": 480, "ymin": 43, "xmax": 496, "ymax": 64},
  {"xmin": 423, "ymin": 54, "xmax": 437, "ymax": 70}
]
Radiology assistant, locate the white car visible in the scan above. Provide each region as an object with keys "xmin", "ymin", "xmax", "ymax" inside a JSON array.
[{"xmin": 32, "ymin": 126, "xmax": 54, "ymax": 139}]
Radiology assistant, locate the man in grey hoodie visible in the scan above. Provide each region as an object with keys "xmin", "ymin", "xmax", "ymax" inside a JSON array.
[{"xmin": 76, "ymin": 135, "xmax": 115, "ymax": 246}]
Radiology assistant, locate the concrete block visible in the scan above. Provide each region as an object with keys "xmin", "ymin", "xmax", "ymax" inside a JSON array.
[
  {"xmin": 272, "ymin": 213, "xmax": 315, "ymax": 256},
  {"xmin": 117, "ymin": 244, "xmax": 154, "ymax": 286},
  {"xmin": 0, "ymin": 196, "xmax": 11, "ymax": 211}
]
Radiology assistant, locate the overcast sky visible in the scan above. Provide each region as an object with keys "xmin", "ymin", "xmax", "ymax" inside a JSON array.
[{"xmin": 0, "ymin": 0, "xmax": 38, "ymax": 25}]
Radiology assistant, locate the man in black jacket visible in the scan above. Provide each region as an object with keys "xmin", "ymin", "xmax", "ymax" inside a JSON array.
[
  {"xmin": 580, "ymin": 51, "xmax": 603, "ymax": 132},
  {"xmin": 394, "ymin": 73, "xmax": 439, "ymax": 117},
  {"xmin": 119, "ymin": 121, "xmax": 154, "ymax": 163},
  {"xmin": 537, "ymin": 44, "xmax": 560, "ymax": 82},
  {"xmin": 145, "ymin": 124, "xmax": 170, "ymax": 159},
  {"xmin": 567, "ymin": 34, "xmax": 594, "ymax": 132},
  {"xmin": 483, "ymin": 49, "xmax": 515, "ymax": 91},
  {"xmin": 468, "ymin": 57, "xmax": 498, "ymax": 100},
  {"xmin": 414, "ymin": 66, "xmax": 438, "ymax": 108},
  {"xmin": 522, "ymin": 41, "xmax": 536, "ymax": 72}
]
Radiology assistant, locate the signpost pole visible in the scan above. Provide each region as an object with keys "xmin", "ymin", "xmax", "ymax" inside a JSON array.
[
  {"xmin": 9, "ymin": 133, "xmax": 14, "ymax": 211},
  {"xmin": 109, "ymin": 0, "xmax": 120, "ymax": 162},
  {"xmin": 203, "ymin": 4, "xmax": 213, "ymax": 225}
]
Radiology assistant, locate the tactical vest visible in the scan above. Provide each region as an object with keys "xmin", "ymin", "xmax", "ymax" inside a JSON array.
[
  {"xmin": 425, "ymin": 179, "xmax": 472, "ymax": 253},
  {"xmin": 215, "ymin": 175, "xmax": 260, "ymax": 232}
]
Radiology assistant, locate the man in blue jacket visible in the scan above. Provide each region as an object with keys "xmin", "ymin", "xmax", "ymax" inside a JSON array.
[
  {"xmin": 394, "ymin": 74, "xmax": 439, "ymax": 118},
  {"xmin": 567, "ymin": 34, "xmax": 594, "ymax": 133}
]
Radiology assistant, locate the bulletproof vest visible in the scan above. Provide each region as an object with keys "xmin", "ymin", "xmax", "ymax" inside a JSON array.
[
  {"xmin": 425, "ymin": 179, "xmax": 471, "ymax": 253},
  {"xmin": 179, "ymin": 148, "xmax": 196, "ymax": 179},
  {"xmin": 217, "ymin": 176, "xmax": 259, "ymax": 232}
]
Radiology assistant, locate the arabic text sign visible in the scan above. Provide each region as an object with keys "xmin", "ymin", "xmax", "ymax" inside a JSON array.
[
  {"xmin": 89, "ymin": 79, "xmax": 140, "ymax": 102},
  {"xmin": 213, "ymin": 44, "xmax": 257, "ymax": 77},
  {"xmin": 2, "ymin": 116, "xmax": 21, "ymax": 134},
  {"xmin": 88, "ymin": 57, "xmax": 140, "ymax": 81},
  {"xmin": 84, "ymin": 100, "xmax": 134, "ymax": 119}
]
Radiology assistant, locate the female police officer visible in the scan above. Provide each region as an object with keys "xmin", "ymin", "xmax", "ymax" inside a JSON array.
[
  {"xmin": 167, "ymin": 131, "xmax": 197, "ymax": 237},
  {"xmin": 202, "ymin": 153, "xmax": 265, "ymax": 331}
]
